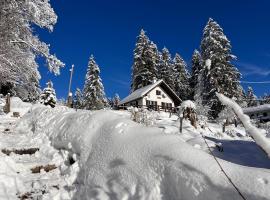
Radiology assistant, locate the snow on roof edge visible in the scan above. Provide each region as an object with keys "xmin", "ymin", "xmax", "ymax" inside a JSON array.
[
  {"xmin": 120, "ymin": 80, "xmax": 182, "ymax": 105},
  {"xmin": 243, "ymin": 104, "xmax": 270, "ymax": 113},
  {"xmin": 119, "ymin": 80, "xmax": 163, "ymax": 105}
]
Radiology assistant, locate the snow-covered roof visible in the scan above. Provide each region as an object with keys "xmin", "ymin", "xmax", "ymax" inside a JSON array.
[
  {"xmin": 243, "ymin": 104, "xmax": 270, "ymax": 114},
  {"xmin": 120, "ymin": 80, "xmax": 181, "ymax": 105}
]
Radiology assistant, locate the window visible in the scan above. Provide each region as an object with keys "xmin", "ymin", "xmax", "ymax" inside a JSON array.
[
  {"xmin": 156, "ymin": 90, "xmax": 161, "ymax": 95},
  {"xmin": 162, "ymin": 102, "xmax": 165, "ymax": 109}
]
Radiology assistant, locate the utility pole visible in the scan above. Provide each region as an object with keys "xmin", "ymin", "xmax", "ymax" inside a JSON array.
[{"xmin": 67, "ymin": 64, "xmax": 74, "ymax": 107}]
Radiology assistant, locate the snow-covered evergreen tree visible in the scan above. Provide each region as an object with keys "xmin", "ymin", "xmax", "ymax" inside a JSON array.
[
  {"xmin": 190, "ymin": 50, "xmax": 202, "ymax": 99},
  {"xmin": 40, "ymin": 80, "xmax": 56, "ymax": 108},
  {"xmin": 173, "ymin": 53, "xmax": 190, "ymax": 100},
  {"xmin": 0, "ymin": 0, "xmax": 64, "ymax": 100},
  {"xmin": 200, "ymin": 18, "xmax": 244, "ymax": 118},
  {"xmin": 74, "ymin": 88, "xmax": 84, "ymax": 109},
  {"xmin": 246, "ymin": 86, "xmax": 258, "ymax": 107},
  {"xmin": 131, "ymin": 29, "xmax": 159, "ymax": 92},
  {"xmin": 262, "ymin": 93, "xmax": 270, "ymax": 104},
  {"xmin": 158, "ymin": 47, "xmax": 175, "ymax": 90},
  {"xmin": 83, "ymin": 55, "xmax": 107, "ymax": 110},
  {"xmin": 113, "ymin": 93, "xmax": 121, "ymax": 108}
]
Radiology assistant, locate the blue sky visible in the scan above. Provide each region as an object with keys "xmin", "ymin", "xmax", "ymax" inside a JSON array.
[{"xmin": 37, "ymin": 0, "xmax": 270, "ymax": 99}]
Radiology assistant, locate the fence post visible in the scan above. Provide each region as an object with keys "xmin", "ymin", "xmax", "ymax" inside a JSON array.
[
  {"xmin": 234, "ymin": 118, "xmax": 237, "ymax": 127},
  {"xmin": 180, "ymin": 116, "xmax": 183, "ymax": 133},
  {"xmin": 4, "ymin": 93, "xmax": 11, "ymax": 113},
  {"xmin": 222, "ymin": 123, "xmax": 226, "ymax": 133}
]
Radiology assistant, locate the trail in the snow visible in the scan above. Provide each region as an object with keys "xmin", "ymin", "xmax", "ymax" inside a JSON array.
[{"xmin": 0, "ymin": 115, "xmax": 75, "ymax": 200}]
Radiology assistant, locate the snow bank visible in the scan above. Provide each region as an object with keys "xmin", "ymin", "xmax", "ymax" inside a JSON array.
[
  {"xmin": 216, "ymin": 93, "xmax": 270, "ymax": 157},
  {"xmin": 0, "ymin": 155, "xmax": 26, "ymax": 199},
  {"xmin": 10, "ymin": 97, "xmax": 32, "ymax": 116},
  {"xmin": 16, "ymin": 105, "xmax": 270, "ymax": 200}
]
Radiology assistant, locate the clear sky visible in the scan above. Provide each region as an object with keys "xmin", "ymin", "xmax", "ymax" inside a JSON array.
[{"xmin": 37, "ymin": 0, "xmax": 270, "ymax": 100}]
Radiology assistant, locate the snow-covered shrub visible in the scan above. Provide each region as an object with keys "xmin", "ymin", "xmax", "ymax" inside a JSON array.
[
  {"xmin": 218, "ymin": 106, "xmax": 236, "ymax": 125},
  {"xmin": 40, "ymin": 81, "xmax": 56, "ymax": 108},
  {"xmin": 129, "ymin": 106, "xmax": 156, "ymax": 126},
  {"xmin": 180, "ymin": 100, "xmax": 197, "ymax": 128}
]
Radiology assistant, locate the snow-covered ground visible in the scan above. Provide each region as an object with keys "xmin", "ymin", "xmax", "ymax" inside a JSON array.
[
  {"xmin": 0, "ymin": 98, "xmax": 270, "ymax": 199},
  {"xmin": 0, "ymin": 98, "xmax": 76, "ymax": 199}
]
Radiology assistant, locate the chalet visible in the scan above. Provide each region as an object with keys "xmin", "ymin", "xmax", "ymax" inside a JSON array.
[
  {"xmin": 243, "ymin": 104, "xmax": 270, "ymax": 122},
  {"xmin": 119, "ymin": 80, "xmax": 182, "ymax": 111}
]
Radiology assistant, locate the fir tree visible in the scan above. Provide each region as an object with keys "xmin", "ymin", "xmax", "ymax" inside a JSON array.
[
  {"xmin": 190, "ymin": 50, "xmax": 202, "ymax": 99},
  {"xmin": 173, "ymin": 53, "xmax": 190, "ymax": 100},
  {"xmin": 158, "ymin": 47, "xmax": 174, "ymax": 90},
  {"xmin": 40, "ymin": 80, "xmax": 56, "ymax": 108},
  {"xmin": 246, "ymin": 86, "xmax": 257, "ymax": 107},
  {"xmin": 113, "ymin": 93, "xmax": 121, "ymax": 108},
  {"xmin": 200, "ymin": 18, "xmax": 244, "ymax": 118},
  {"xmin": 131, "ymin": 29, "xmax": 158, "ymax": 91},
  {"xmin": 83, "ymin": 55, "xmax": 107, "ymax": 110},
  {"xmin": 74, "ymin": 88, "xmax": 84, "ymax": 109},
  {"xmin": 262, "ymin": 93, "xmax": 270, "ymax": 104}
]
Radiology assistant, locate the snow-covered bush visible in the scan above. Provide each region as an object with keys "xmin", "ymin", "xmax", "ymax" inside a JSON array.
[
  {"xmin": 40, "ymin": 81, "xmax": 56, "ymax": 108},
  {"xmin": 218, "ymin": 106, "xmax": 236, "ymax": 124},
  {"xmin": 129, "ymin": 106, "xmax": 156, "ymax": 126},
  {"xmin": 179, "ymin": 100, "xmax": 197, "ymax": 128}
]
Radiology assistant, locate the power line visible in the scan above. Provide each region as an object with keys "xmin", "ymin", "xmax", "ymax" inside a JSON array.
[{"xmin": 240, "ymin": 81, "xmax": 270, "ymax": 84}]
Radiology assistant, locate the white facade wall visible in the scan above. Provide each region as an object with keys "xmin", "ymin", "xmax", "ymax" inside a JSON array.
[{"xmin": 142, "ymin": 86, "xmax": 175, "ymax": 107}]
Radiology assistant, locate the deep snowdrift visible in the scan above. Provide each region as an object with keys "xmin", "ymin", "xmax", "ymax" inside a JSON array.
[{"xmin": 17, "ymin": 105, "xmax": 270, "ymax": 200}]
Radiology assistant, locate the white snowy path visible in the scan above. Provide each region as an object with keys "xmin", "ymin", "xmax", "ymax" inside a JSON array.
[{"xmin": 0, "ymin": 105, "xmax": 74, "ymax": 199}]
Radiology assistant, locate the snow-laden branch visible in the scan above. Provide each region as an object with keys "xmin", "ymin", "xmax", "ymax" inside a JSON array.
[
  {"xmin": 10, "ymin": 39, "xmax": 64, "ymax": 75},
  {"xmin": 216, "ymin": 92, "xmax": 270, "ymax": 157}
]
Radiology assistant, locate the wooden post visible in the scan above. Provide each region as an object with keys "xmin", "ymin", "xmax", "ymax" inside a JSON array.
[
  {"xmin": 67, "ymin": 65, "xmax": 74, "ymax": 107},
  {"xmin": 180, "ymin": 116, "xmax": 183, "ymax": 133},
  {"xmin": 222, "ymin": 123, "xmax": 226, "ymax": 133},
  {"xmin": 4, "ymin": 93, "xmax": 11, "ymax": 113},
  {"xmin": 234, "ymin": 118, "xmax": 237, "ymax": 127}
]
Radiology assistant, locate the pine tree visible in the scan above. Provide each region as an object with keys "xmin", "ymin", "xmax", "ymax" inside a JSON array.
[
  {"xmin": 0, "ymin": 0, "xmax": 64, "ymax": 100},
  {"xmin": 200, "ymin": 18, "xmax": 244, "ymax": 118},
  {"xmin": 83, "ymin": 55, "xmax": 107, "ymax": 110},
  {"xmin": 131, "ymin": 29, "xmax": 158, "ymax": 92},
  {"xmin": 74, "ymin": 88, "xmax": 84, "ymax": 109},
  {"xmin": 190, "ymin": 50, "xmax": 202, "ymax": 99},
  {"xmin": 262, "ymin": 93, "xmax": 270, "ymax": 104},
  {"xmin": 40, "ymin": 80, "xmax": 56, "ymax": 108},
  {"xmin": 173, "ymin": 53, "xmax": 190, "ymax": 100},
  {"xmin": 158, "ymin": 47, "xmax": 174, "ymax": 90},
  {"xmin": 246, "ymin": 86, "xmax": 257, "ymax": 107},
  {"xmin": 113, "ymin": 93, "xmax": 121, "ymax": 108}
]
